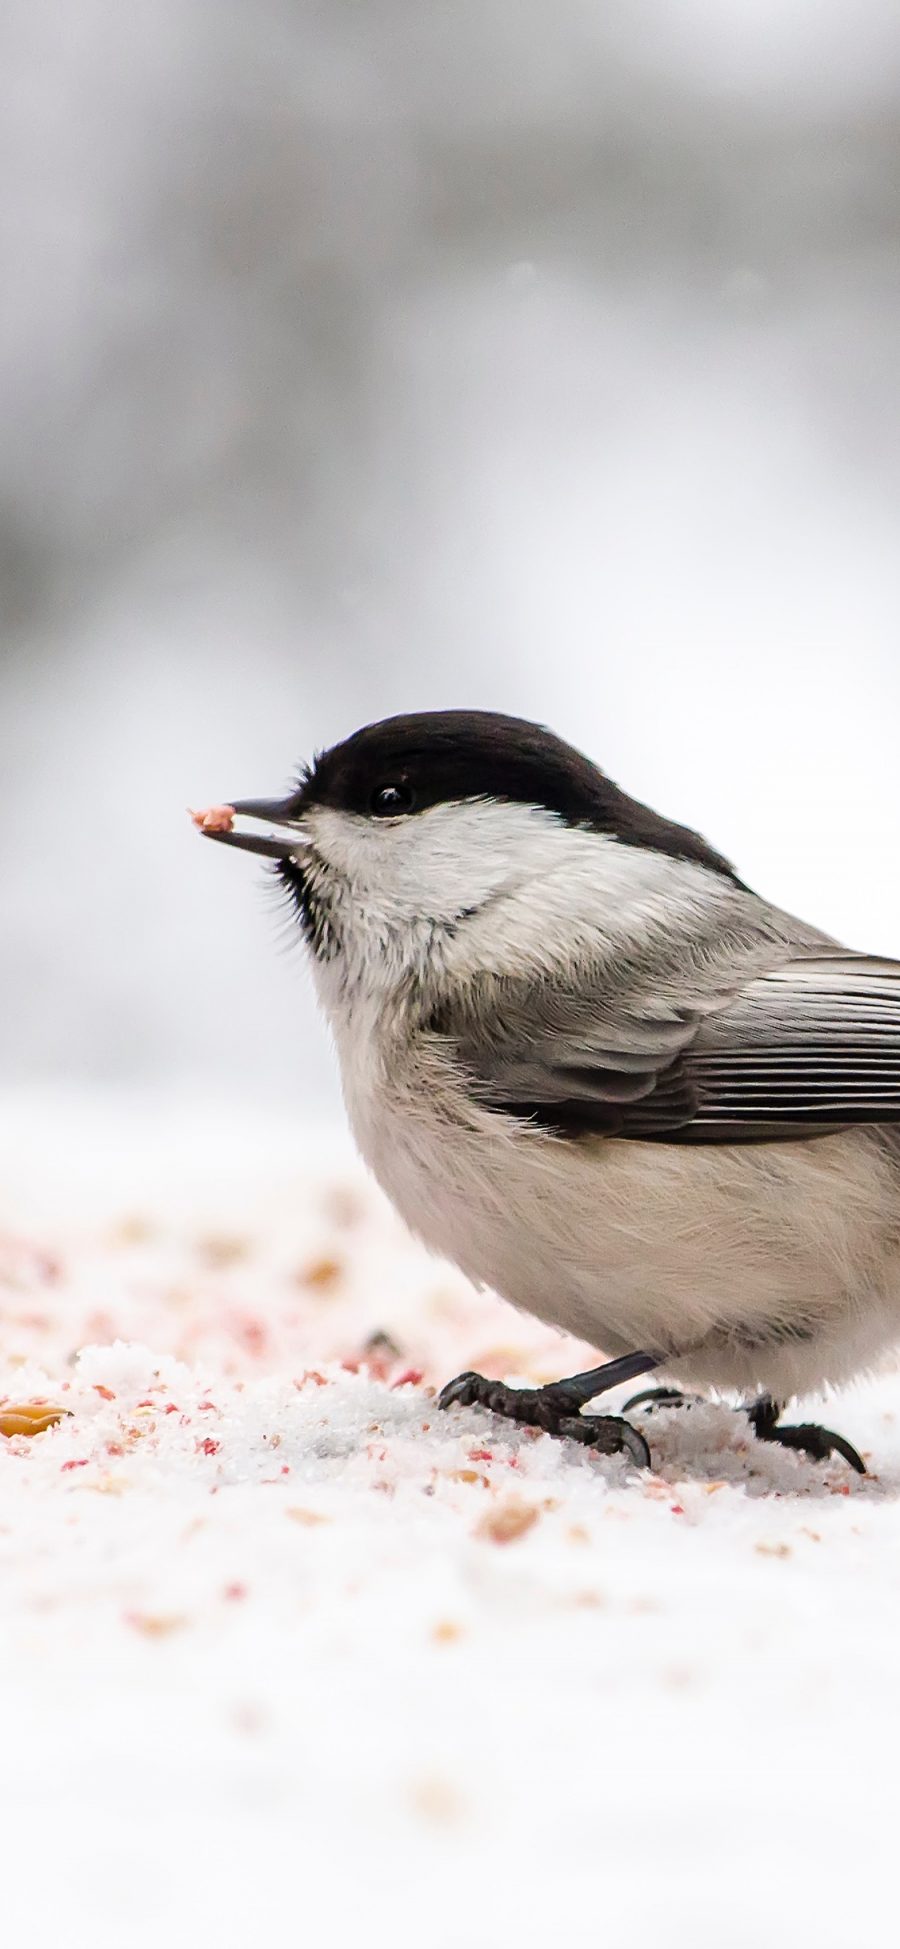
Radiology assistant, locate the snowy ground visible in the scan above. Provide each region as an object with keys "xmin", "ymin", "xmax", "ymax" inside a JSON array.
[{"xmin": 1, "ymin": 1092, "xmax": 897, "ymax": 1947}]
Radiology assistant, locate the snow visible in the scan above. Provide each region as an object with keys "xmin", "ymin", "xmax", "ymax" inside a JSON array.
[{"xmin": 1, "ymin": 1091, "xmax": 896, "ymax": 1946}]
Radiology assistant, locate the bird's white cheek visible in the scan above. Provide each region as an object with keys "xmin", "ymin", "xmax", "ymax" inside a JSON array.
[
  {"xmin": 303, "ymin": 800, "xmax": 567, "ymax": 932},
  {"xmin": 303, "ymin": 807, "xmax": 470, "ymax": 924}
]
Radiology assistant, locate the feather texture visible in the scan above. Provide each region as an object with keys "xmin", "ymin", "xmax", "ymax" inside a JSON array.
[
  {"xmin": 290, "ymin": 790, "xmax": 900, "ymax": 1399},
  {"xmin": 457, "ymin": 954, "xmax": 900, "ymax": 1142}
]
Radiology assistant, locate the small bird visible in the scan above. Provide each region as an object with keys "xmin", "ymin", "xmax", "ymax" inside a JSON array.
[{"xmin": 194, "ymin": 710, "xmax": 900, "ymax": 1474}]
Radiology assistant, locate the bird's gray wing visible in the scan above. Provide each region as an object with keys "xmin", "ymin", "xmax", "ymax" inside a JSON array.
[
  {"xmin": 673, "ymin": 954, "xmax": 900, "ymax": 1142},
  {"xmin": 437, "ymin": 952, "xmax": 900, "ymax": 1144}
]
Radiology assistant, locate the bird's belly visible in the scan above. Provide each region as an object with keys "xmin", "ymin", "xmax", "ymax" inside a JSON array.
[{"xmin": 350, "ymin": 1077, "xmax": 900, "ymax": 1399}]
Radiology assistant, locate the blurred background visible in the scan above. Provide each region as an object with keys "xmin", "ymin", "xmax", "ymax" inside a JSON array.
[{"xmin": 2, "ymin": 0, "xmax": 899, "ymax": 1115}]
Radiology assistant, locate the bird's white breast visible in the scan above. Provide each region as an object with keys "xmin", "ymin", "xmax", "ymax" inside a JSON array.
[
  {"xmin": 326, "ymin": 991, "xmax": 900, "ymax": 1402},
  {"xmin": 302, "ymin": 796, "xmax": 900, "ymax": 1403}
]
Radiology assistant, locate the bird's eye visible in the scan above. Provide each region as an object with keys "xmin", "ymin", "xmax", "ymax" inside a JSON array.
[{"xmin": 370, "ymin": 781, "xmax": 415, "ymax": 816}]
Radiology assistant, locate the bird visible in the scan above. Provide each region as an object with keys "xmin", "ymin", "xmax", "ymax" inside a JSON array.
[{"xmin": 192, "ymin": 709, "xmax": 900, "ymax": 1474}]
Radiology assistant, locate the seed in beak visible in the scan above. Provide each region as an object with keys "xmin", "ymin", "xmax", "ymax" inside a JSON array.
[{"xmin": 189, "ymin": 805, "xmax": 236, "ymax": 835}]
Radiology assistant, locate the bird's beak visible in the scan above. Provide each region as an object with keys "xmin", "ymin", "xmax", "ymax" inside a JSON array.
[{"xmin": 194, "ymin": 795, "xmax": 308, "ymax": 862}]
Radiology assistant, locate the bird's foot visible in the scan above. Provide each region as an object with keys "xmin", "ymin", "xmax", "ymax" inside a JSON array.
[
  {"xmin": 623, "ymin": 1385, "xmax": 703, "ymax": 1415},
  {"xmin": 747, "ymin": 1395, "xmax": 866, "ymax": 1475},
  {"xmin": 437, "ymin": 1370, "xmax": 651, "ymax": 1468},
  {"xmin": 624, "ymin": 1385, "xmax": 866, "ymax": 1475}
]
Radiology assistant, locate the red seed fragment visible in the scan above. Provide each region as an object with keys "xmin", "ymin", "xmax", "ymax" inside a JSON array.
[
  {"xmin": 237, "ymin": 1317, "xmax": 267, "ymax": 1355},
  {"xmin": 197, "ymin": 1437, "xmax": 220, "ymax": 1457},
  {"xmin": 61, "ymin": 1459, "xmax": 89, "ymax": 1472},
  {"xmin": 189, "ymin": 804, "xmax": 235, "ymax": 834}
]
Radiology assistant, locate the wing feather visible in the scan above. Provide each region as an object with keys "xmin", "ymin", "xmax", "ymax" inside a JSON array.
[
  {"xmin": 688, "ymin": 957, "xmax": 900, "ymax": 1132},
  {"xmin": 441, "ymin": 949, "xmax": 900, "ymax": 1144}
]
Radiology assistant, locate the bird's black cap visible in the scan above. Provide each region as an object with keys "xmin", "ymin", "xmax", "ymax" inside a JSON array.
[{"xmin": 298, "ymin": 710, "xmax": 738, "ymax": 880}]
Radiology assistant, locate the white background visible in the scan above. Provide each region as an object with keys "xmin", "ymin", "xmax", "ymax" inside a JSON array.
[{"xmin": 1, "ymin": 0, "xmax": 898, "ymax": 1111}]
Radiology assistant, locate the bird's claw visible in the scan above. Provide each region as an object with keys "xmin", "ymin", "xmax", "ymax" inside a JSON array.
[
  {"xmin": 749, "ymin": 1410, "xmax": 866, "ymax": 1475},
  {"xmin": 624, "ymin": 1387, "xmax": 867, "ymax": 1474},
  {"xmin": 437, "ymin": 1370, "xmax": 651, "ymax": 1467},
  {"xmin": 623, "ymin": 1385, "xmax": 700, "ymax": 1415},
  {"xmin": 436, "ymin": 1371, "xmax": 491, "ymax": 1411}
]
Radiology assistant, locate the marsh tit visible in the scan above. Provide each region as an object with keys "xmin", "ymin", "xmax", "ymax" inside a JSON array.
[{"xmin": 194, "ymin": 710, "xmax": 900, "ymax": 1473}]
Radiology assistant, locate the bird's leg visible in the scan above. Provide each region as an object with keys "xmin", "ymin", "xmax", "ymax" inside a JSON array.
[
  {"xmin": 747, "ymin": 1394, "xmax": 866, "ymax": 1475},
  {"xmin": 437, "ymin": 1349, "xmax": 660, "ymax": 1468}
]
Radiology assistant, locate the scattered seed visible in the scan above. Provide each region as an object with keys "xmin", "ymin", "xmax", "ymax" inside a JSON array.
[
  {"xmin": 126, "ymin": 1613, "xmax": 186, "ymax": 1639},
  {"xmin": 475, "ymin": 1497, "xmax": 540, "ymax": 1544},
  {"xmin": 431, "ymin": 1620, "xmax": 464, "ymax": 1644},
  {"xmin": 0, "ymin": 1404, "xmax": 70, "ymax": 1438}
]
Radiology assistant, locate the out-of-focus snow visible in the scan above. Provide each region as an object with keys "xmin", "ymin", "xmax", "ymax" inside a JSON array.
[{"xmin": 1, "ymin": 1091, "xmax": 898, "ymax": 1946}]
